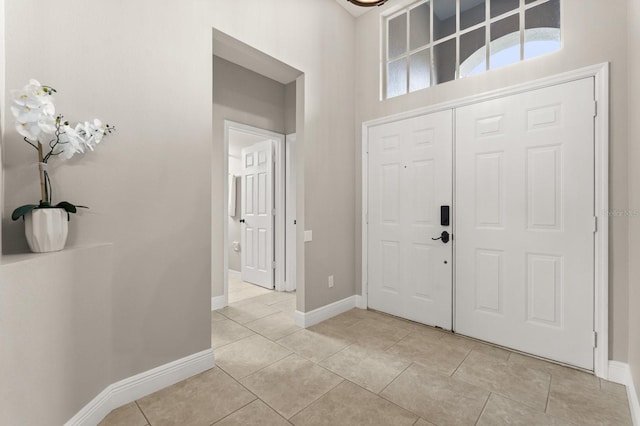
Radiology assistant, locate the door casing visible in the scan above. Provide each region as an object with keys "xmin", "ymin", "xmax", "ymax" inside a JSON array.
[
  {"xmin": 224, "ymin": 121, "xmax": 287, "ymax": 300},
  {"xmin": 360, "ymin": 63, "xmax": 610, "ymax": 379}
]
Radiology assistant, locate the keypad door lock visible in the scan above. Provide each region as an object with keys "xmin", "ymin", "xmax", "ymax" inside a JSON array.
[{"xmin": 432, "ymin": 231, "xmax": 450, "ymax": 243}]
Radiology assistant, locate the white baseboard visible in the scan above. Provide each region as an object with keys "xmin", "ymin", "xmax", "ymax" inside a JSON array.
[
  {"xmin": 609, "ymin": 361, "xmax": 629, "ymax": 383},
  {"xmin": 211, "ymin": 295, "xmax": 227, "ymax": 311},
  {"xmin": 355, "ymin": 295, "xmax": 367, "ymax": 309},
  {"xmin": 65, "ymin": 349, "xmax": 215, "ymax": 426},
  {"xmin": 294, "ymin": 295, "xmax": 358, "ymax": 328},
  {"xmin": 608, "ymin": 361, "xmax": 640, "ymax": 426},
  {"xmin": 228, "ymin": 269, "xmax": 241, "ymax": 277}
]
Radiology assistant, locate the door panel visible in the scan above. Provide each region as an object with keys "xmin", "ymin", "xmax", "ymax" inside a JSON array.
[
  {"xmin": 455, "ymin": 78, "xmax": 595, "ymax": 369},
  {"xmin": 368, "ymin": 110, "xmax": 453, "ymax": 329},
  {"xmin": 241, "ymin": 140, "xmax": 274, "ymax": 289}
]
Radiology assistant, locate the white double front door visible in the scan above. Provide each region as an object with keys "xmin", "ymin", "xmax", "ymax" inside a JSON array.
[{"xmin": 367, "ymin": 78, "xmax": 596, "ymax": 369}]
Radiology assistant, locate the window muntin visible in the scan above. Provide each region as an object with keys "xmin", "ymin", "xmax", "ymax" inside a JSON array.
[{"xmin": 383, "ymin": 0, "xmax": 561, "ymax": 99}]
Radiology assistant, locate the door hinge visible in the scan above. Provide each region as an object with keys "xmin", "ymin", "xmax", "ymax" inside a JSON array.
[
  {"xmin": 593, "ymin": 216, "xmax": 598, "ymax": 233},
  {"xmin": 272, "ymin": 261, "xmax": 277, "ymax": 269},
  {"xmin": 593, "ymin": 100, "xmax": 598, "ymax": 117},
  {"xmin": 272, "ymin": 209, "xmax": 277, "ymax": 216},
  {"xmin": 594, "ymin": 331, "xmax": 598, "ymax": 348}
]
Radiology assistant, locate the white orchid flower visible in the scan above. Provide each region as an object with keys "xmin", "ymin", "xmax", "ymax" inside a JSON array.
[
  {"xmin": 15, "ymin": 120, "xmax": 43, "ymax": 140},
  {"xmin": 55, "ymin": 125, "xmax": 86, "ymax": 160},
  {"xmin": 92, "ymin": 119, "xmax": 108, "ymax": 144},
  {"xmin": 11, "ymin": 104, "xmax": 41, "ymax": 124},
  {"xmin": 11, "ymin": 79, "xmax": 57, "ymax": 142},
  {"xmin": 38, "ymin": 115, "xmax": 57, "ymax": 135},
  {"xmin": 12, "ymin": 79, "xmax": 55, "ymax": 110}
]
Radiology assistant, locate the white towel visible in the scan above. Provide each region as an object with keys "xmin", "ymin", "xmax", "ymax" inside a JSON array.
[{"xmin": 228, "ymin": 174, "xmax": 237, "ymax": 217}]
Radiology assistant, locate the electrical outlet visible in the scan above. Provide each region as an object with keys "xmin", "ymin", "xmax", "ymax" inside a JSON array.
[{"xmin": 328, "ymin": 275, "xmax": 334, "ymax": 288}]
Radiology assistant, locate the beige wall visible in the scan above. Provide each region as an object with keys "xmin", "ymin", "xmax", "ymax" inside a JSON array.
[
  {"xmin": 3, "ymin": 1, "xmax": 214, "ymax": 385},
  {"xmin": 627, "ymin": 0, "xmax": 640, "ymax": 407},
  {"xmin": 285, "ymin": 81, "xmax": 297, "ymax": 135},
  {"xmin": 0, "ymin": 245, "xmax": 113, "ymax": 425},
  {"xmin": 1, "ymin": 2, "xmax": 356, "ymax": 420},
  {"xmin": 355, "ymin": 0, "xmax": 630, "ymax": 361},
  {"xmin": 213, "ymin": 56, "xmax": 286, "ymax": 280}
]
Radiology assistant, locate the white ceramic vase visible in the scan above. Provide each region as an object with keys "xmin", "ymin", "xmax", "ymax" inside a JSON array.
[{"xmin": 24, "ymin": 208, "xmax": 69, "ymax": 253}]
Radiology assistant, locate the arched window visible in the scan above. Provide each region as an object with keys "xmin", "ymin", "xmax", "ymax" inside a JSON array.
[
  {"xmin": 460, "ymin": 27, "xmax": 562, "ymax": 78},
  {"xmin": 383, "ymin": 0, "xmax": 561, "ymax": 99}
]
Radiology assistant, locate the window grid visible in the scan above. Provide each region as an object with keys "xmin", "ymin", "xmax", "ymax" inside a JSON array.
[{"xmin": 383, "ymin": 0, "xmax": 560, "ymax": 99}]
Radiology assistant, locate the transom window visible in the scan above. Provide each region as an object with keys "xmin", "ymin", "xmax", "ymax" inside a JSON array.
[{"xmin": 383, "ymin": 0, "xmax": 561, "ymax": 99}]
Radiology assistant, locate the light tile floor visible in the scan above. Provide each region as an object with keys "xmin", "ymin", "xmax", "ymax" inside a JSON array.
[
  {"xmin": 101, "ymin": 283, "xmax": 632, "ymax": 426},
  {"xmin": 227, "ymin": 272, "xmax": 273, "ymax": 304}
]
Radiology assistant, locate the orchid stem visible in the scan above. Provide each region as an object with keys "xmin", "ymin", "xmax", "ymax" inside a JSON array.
[{"xmin": 37, "ymin": 142, "xmax": 47, "ymax": 204}]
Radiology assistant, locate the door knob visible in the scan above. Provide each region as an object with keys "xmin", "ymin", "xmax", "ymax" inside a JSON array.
[{"xmin": 432, "ymin": 231, "xmax": 450, "ymax": 243}]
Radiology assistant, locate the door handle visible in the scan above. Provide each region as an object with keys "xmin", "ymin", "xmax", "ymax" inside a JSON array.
[
  {"xmin": 432, "ymin": 231, "xmax": 450, "ymax": 243},
  {"xmin": 240, "ymin": 219, "xmax": 245, "ymax": 223}
]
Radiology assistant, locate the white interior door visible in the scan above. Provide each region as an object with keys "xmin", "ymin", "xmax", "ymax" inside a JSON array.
[
  {"xmin": 455, "ymin": 78, "xmax": 595, "ymax": 369},
  {"xmin": 241, "ymin": 139, "xmax": 274, "ymax": 289},
  {"xmin": 368, "ymin": 110, "xmax": 453, "ymax": 330}
]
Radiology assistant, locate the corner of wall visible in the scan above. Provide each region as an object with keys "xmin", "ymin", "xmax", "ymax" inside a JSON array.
[
  {"xmin": 627, "ymin": 0, "xmax": 640, "ymax": 417},
  {"xmin": 0, "ymin": 0, "xmax": 6, "ymax": 257}
]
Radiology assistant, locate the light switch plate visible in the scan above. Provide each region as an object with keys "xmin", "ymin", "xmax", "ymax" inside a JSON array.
[{"xmin": 304, "ymin": 230, "xmax": 313, "ymax": 242}]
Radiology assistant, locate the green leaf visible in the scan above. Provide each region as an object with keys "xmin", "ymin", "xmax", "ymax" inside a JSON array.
[
  {"xmin": 54, "ymin": 202, "xmax": 76, "ymax": 214},
  {"xmin": 54, "ymin": 202, "xmax": 89, "ymax": 214},
  {"xmin": 11, "ymin": 204, "xmax": 38, "ymax": 221}
]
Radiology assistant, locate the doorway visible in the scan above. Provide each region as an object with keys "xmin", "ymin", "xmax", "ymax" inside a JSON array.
[
  {"xmin": 212, "ymin": 28, "xmax": 303, "ymax": 313},
  {"xmin": 225, "ymin": 121, "xmax": 293, "ymax": 300},
  {"xmin": 363, "ymin": 66, "xmax": 609, "ymax": 375}
]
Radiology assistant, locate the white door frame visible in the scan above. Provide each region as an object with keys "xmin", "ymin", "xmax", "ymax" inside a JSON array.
[
  {"xmin": 224, "ymin": 120, "xmax": 287, "ymax": 300},
  {"xmin": 361, "ymin": 63, "xmax": 610, "ymax": 378}
]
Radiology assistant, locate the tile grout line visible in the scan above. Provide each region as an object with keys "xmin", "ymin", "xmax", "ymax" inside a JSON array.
[
  {"xmin": 225, "ymin": 309, "xmax": 282, "ymax": 326},
  {"xmin": 213, "ymin": 364, "xmax": 280, "ymax": 424},
  {"xmin": 286, "ymin": 378, "xmax": 346, "ymax": 421},
  {"xmin": 343, "ymin": 376, "xmax": 425, "ymax": 422},
  {"xmin": 544, "ymin": 373, "xmax": 553, "ymax": 413},
  {"xmin": 213, "ymin": 330, "xmax": 257, "ymax": 351},
  {"xmin": 216, "ymin": 346, "xmax": 293, "ymax": 382},
  {"xmin": 449, "ymin": 347, "xmax": 473, "ymax": 377},
  {"xmin": 234, "ymin": 352, "xmax": 298, "ymax": 385},
  {"xmin": 135, "ymin": 400, "xmax": 152, "ymax": 426},
  {"xmin": 473, "ymin": 392, "xmax": 493, "ymax": 426},
  {"xmin": 207, "ymin": 398, "xmax": 257, "ymax": 426},
  {"xmin": 277, "ymin": 336, "xmax": 350, "ymax": 365},
  {"xmin": 378, "ymin": 361, "xmax": 414, "ymax": 396}
]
